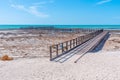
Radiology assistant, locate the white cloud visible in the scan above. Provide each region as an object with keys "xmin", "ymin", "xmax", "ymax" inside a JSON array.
[
  {"xmin": 11, "ymin": 4, "xmax": 25, "ymax": 10},
  {"xmin": 28, "ymin": 6, "xmax": 49, "ymax": 17},
  {"xmin": 33, "ymin": 0, "xmax": 54, "ymax": 5},
  {"xmin": 11, "ymin": 4, "xmax": 49, "ymax": 17},
  {"xmin": 33, "ymin": 2, "xmax": 47, "ymax": 5},
  {"xmin": 9, "ymin": 0, "xmax": 55, "ymax": 18},
  {"xmin": 96, "ymin": 0, "xmax": 112, "ymax": 5}
]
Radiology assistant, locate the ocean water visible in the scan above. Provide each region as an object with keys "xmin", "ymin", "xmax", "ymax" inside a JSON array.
[{"xmin": 0, "ymin": 25, "xmax": 120, "ymax": 30}]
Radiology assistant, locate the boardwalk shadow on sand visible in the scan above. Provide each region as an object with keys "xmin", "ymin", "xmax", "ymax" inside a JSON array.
[
  {"xmin": 74, "ymin": 33, "xmax": 110, "ymax": 63},
  {"xmin": 89, "ymin": 33, "xmax": 110, "ymax": 53}
]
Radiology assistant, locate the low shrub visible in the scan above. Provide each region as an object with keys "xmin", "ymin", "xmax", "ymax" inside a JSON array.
[{"xmin": 0, "ymin": 55, "xmax": 13, "ymax": 61}]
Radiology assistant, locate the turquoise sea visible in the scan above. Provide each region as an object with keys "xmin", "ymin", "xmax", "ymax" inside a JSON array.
[{"xmin": 0, "ymin": 25, "xmax": 120, "ymax": 30}]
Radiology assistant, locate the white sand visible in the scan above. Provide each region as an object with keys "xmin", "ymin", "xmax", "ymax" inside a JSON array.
[{"xmin": 0, "ymin": 51, "xmax": 120, "ymax": 80}]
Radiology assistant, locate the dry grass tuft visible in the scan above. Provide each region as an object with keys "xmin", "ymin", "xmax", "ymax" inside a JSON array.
[{"xmin": 0, "ymin": 55, "xmax": 13, "ymax": 61}]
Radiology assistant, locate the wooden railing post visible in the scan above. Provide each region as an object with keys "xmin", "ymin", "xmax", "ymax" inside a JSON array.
[
  {"xmin": 78, "ymin": 37, "xmax": 79, "ymax": 45},
  {"xmin": 66, "ymin": 41, "xmax": 68, "ymax": 51},
  {"xmin": 70, "ymin": 40, "xmax": 72, "ymax": 49},
  {"xmin": 56, "ymin": 45, "xmax": 58, "ymax": 56},
  {"xmin": 50, "ymin": 46, "xmax": 52, "ymax": 61},
  {"xmin": 61, "ymin": 43, "xmax": 64, "ymax": 53}
]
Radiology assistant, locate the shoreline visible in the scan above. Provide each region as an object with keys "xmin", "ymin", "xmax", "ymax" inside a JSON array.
[{"xmin": 0, "ymin": 25, "xmax": 120, "ymax": 30}]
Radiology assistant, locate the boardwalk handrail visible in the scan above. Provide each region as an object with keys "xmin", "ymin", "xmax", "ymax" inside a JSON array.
[{"xmin": 49, "ymin": 29, "xmax": 103, "ymax": 61}]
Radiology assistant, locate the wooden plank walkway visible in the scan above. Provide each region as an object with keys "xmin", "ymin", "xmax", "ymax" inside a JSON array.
[{"xmin": 53, "ymin": 31, "xmax": 108, "ymax": 63}]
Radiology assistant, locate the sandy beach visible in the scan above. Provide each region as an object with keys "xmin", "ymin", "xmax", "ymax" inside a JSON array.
[
  {"xmin": 0, "ymin": 29, "xmax": 120, "ymax": 80},
  {"xmin": 0, "ymin": 51, "xmax": 120, "ymax": 80},
  {"xmin": 1, "ymin": 0, "xmax": 120, "ymax": 79},
  {"xmin": 0, "ymin": 29, "xmax": 83, "ymax": 57}
]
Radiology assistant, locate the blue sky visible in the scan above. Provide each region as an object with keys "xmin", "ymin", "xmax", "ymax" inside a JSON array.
[{"xmin": 0, "ymin": 0, "xmax": 120, "ymax": 25}]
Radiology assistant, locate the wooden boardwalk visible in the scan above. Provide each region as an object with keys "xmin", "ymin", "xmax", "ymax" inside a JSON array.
[
  {"xmin": 52, "ymin": 31, "xmax": 108, "ymax": 63},
  {"xmin": 50, "ymin": 30, "xmax": 103, "ymax": 61}
]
